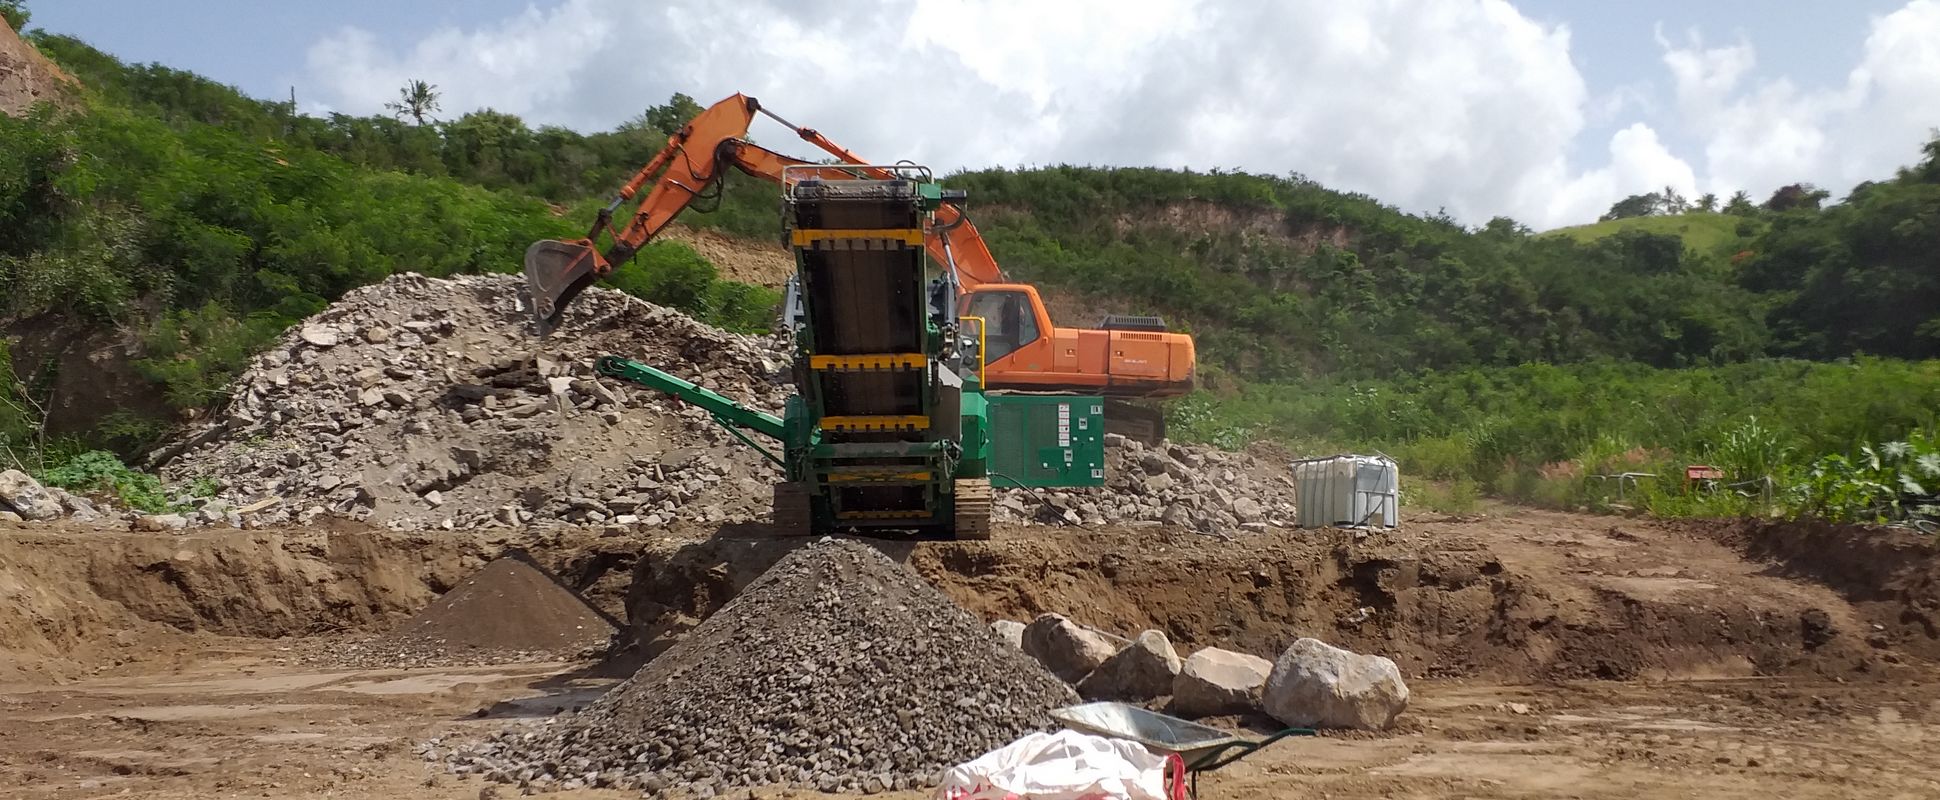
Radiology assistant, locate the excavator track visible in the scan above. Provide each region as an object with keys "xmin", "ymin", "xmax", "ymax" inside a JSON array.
[
  {"xmin": 1102, "ymin": 398, "xmax": 1167, "ymax": 445},
  {"xmin": 771, "ymin": 482, "xmax": 814, "ymax": 535},
  {"xmin": 953, "ymin": 478, "xmax": 993, "ymax": 541}
]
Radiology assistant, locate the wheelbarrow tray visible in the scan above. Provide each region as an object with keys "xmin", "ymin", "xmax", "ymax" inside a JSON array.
[{"xmin": 1050, "ymin": 702, "xmax": 1248, "ymax": 769}]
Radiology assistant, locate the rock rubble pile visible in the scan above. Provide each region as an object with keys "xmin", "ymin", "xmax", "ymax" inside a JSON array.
[
  {"xmin": 152, "ymin": 273, "xmax": 788, "ymax": 530},
  {"xmin": 132, "ymin": 272, "xmax": 1300, "ymax": 534},
  {"xmin": 998, "ymin": 435, "xmax": 1300, "ymax": 532},
  {"xmin": 441, "ymin": 539, "xmax": 1076, "ymax": 795}
]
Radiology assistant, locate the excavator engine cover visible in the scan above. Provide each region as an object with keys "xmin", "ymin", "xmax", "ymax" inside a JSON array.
[{"xmin": 524, "ymin": 239, "xmax": 603, "ymax": 336}]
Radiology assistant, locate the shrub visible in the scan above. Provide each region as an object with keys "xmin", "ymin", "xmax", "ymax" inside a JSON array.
[{"xmin": 35, "ymin": 449, "xmax": 173, "ymax": 512}]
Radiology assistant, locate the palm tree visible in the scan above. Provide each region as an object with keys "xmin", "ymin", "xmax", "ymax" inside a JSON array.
[{"xmin": 385, "ymin": 80, "xmax": 442, "ymax": 126}]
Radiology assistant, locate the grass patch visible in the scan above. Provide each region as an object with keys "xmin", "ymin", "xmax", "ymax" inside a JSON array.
[{"xmin": 1543, "ymin": 212, "xmax": 1763, "ymax": 258}]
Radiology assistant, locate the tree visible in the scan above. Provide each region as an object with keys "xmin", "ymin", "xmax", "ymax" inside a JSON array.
[
  {"xmin": 1601, "ymin": 192, "xmax": 1660, "ymax": 222},
  {"xmin": 1696, "ymin": 193, "xmax": 1718, "ymax": 213},
  {"xmin": 1479, "ymin": 216, "xmax": 1529, "ymax": 239},
  {"xmin": 1724, "ymin": 190, "xmax": 1758, "ymax": 216},
  {"xmin": 384, "ymin": 79, "xmax": 441, "ymax": 126},
  {"xmin": 1765, "ymin": 183, "xmax": 1829, "ymax": 213},
  {"xmin": 626, "ymin": 92, "xmax": 705, "ymax": 138},
  {"xmin": 1661, "ymin": 186, "xmax": 1690, "ymax": 214},
  {"xmin": 1, "ymin": 0, "xmax": 27, "ymax": 32}
]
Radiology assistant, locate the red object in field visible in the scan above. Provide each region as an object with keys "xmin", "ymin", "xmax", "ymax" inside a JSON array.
[{"xmin": 1686, "ymin": 465, "xmax": 1724, "ymax": 483}]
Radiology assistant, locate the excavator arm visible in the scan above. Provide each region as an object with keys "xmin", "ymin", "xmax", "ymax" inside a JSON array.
[
  {"xmin": 525, "ymin": 92, "xmax": 1194, "ymax": 441},
  {"xmin": 525, "ymin": 93, "xmax": 1006, "ymax": 334}
]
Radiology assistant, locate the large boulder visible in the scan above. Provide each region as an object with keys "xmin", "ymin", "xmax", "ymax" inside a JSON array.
[
  {"xmin": 0, "ymin": 469, "xmax": 62, "ymax": 521},
  {"xmin": 1021, "ymin": 613, "xmax": 1125, "ymax": 683},
  {"xmin": 1262, "ymin": 638, "xmax": 1409, "ymax": 730},
  {"xmin": 1077, "ymin": 630, "xmax": 1183, "ymax": 700},
  {"xmin": 1171, "ymin": 647, "xmax": 1273, "ymax": 718}
]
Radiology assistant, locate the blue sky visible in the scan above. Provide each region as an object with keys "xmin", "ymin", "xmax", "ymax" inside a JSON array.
[{"xmin": 23, "ymin": 1, "xmax": 1940, "ymax": 228}]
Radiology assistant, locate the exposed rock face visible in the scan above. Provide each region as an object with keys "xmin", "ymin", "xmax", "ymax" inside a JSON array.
[
  {"xmin": 1262, "ymin": 638, "xmax": 1410, "ymax": 730},
  {"xmin": 1076, "ymin": 629, "xmax": 1183, "ymax": 701},
  {"xmin": 0, "ymin": 24, "xmax": 79, "ymax": 119},
  {"xmin": 0, "ymin": 470, "xmax": 62, "ymax": 521},
  {"xmin": 1021, "ymin": 613, "xmax": 1125, "ymax": 683},
  {"xmin": 1171, "ymin": 647, "xmax": 1273, "ymax": 718}
]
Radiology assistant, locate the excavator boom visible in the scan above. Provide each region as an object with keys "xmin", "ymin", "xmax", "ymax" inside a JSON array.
[{"xmin": 524, "ymin": 93, "xmax": 1194, "ymax": 407}]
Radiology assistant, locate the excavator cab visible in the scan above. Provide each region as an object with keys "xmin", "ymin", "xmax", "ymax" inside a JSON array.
[{"xmin": 964, "ymin": 289, "xmax": 1040, "ymax": 362}]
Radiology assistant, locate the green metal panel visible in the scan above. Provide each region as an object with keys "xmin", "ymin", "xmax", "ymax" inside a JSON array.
[{"xmin": 985, "ymin": 395, "xmax": 1106, "ymax": 489}]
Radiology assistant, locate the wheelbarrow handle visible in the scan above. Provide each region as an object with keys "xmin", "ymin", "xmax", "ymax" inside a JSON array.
[{"xmin": 1191, "ymin": 727, "xmax": 1317, "ymax": 773}]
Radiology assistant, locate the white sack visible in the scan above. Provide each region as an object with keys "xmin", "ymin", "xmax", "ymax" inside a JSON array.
[{"xmin": 937, "ymin": 729, "xmax": 1173, "ymax": 800}]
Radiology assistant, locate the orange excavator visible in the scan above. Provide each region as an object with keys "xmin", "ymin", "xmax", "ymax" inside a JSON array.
[{"xmin": 524, "ymin": 94, "xmax": 1195, "ymax": 438}]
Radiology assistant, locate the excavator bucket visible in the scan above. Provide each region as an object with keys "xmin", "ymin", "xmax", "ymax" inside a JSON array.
[{"xmin": 523, "ymin": 239, "xmax": 604, "ymax": 336}]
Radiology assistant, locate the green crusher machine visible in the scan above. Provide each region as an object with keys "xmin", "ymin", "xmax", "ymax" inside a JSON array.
[{"xmin": 592, "ymin": 166, "xmax": 1104, "ymax": 539}]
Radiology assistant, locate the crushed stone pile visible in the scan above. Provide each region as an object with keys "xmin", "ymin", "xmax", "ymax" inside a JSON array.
[
  {"xmin": 998, "ymin": 436, "xmax": 1300, "ymax": 532},
  {"xmin": 314, "ymin": 555, "xmax": 617, "ymax": 669},
  {"xmin": 152, "ymin": 273, "xmax": 789, "ymax": 530},
  {"xmin": 440, "ymin": 538, "xmax": 1078, "ymax": 795}
]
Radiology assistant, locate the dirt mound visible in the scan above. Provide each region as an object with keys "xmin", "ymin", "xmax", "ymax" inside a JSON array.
[
  {"xmin": 447, "ymin": 538, "xmax": 1076, "ymax": 795},
  {"xmin": 622, "ymin": 512, "xmax": 1902, "ymax": 684},
  {"xmin": 1707, "ymin": 518, "xmax": 1940, "ymax": 661},
  {"xmin": 153, "ymin": 273, "xmax": 788, "ymax": 530},
  {"xmin": 0, "ymin": 24, "xmax": 78, "ymax": 118},
  {"xmin": 363, "ymin": 555, "xmax": 616, "ymax": 665},
  {"xmin": 0, "ymin": 525, "xmax": 487, "ymax": 680}
]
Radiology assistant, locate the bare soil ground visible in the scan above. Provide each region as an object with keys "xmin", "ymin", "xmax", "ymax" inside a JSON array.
[
  {"xmin": 3, "ymin": 509, "xmax": 1937, "ymax": 799},
  {"xmin": 660, "ymin": 223, "xmax": 795, "ymax": 288}
]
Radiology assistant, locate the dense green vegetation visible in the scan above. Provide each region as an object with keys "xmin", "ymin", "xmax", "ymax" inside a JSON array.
[
  {"xmin": 2, "ymin": 13, "xmax": 1937, "ymax": 526},
  {"xmin": 1172, "ymin": 359, "xmax": 1940, "ymax": 522}
]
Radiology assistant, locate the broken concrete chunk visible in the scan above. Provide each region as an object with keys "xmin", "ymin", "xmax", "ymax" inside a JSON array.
[
  {"xmin": 1020, "ymin": 613, "xmax": 1125, "ymax": 683},
  {"xmin": 990, "ymin": 620, "xmax": 1026, "ymax": 650},
  {"xmin": 1262, "ymin": 638, "xmax": 1409, "ymax": 730},
  {"xmin": 133, "ymin": 513, "xmax": 191, "ymax": 532},
  {"xmin": 1077, "ymin": 629, "xmax": 1183, "ymax": 701},
  {"xmin": 1171, "ymin": 647, "xmax": 1273, "ymax": 718}
]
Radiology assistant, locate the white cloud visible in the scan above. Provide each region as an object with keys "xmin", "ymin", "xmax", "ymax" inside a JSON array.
[
  {"xmin": 300, "ymin": 0, "xmax": 1940, "ymax": 229},
  {"xmin": 1663, "ymin": 0, "xmax": 1940, "ymax": 201}
]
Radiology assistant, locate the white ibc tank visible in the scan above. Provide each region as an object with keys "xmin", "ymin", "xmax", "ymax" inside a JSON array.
[{"xmin": 1294, "ymin": 455, "xmax": 1399, "ymax": 529}]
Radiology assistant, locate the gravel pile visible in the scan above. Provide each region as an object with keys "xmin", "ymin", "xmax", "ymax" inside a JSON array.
[
  {"xmin": 998, "ymin": 436, "xmax": 1300, "ymax": 532},
  {"xmin": 441, "ymin": 538, "xmax": 1077, "ymax": 795},
  {"xmin": 151, "ymin": 273, "xmax": 788, "ymax": 530},
  {"xmin": 305, "ymin": 555, "xmax": 617, "ymax": 668}
]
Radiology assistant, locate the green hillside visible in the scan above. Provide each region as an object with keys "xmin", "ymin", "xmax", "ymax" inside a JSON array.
[{"xmin": 1544, "ymin": 212, "xmax": 1763, "ymax": 258}]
